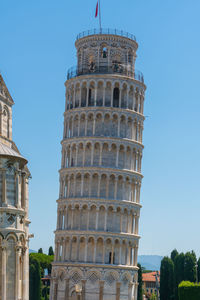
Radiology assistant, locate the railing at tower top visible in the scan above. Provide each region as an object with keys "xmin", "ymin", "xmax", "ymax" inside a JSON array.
[
  {"xmin": 76, "ymin": 28, "xmax": 136, "ymax": 41},
  {"xmin": 67, "ymin": 63, "xmax": 144, "ymax": 83}
]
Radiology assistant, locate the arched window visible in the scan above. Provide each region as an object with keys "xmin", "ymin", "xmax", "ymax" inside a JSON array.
[{"xmin": 113, "ymin": 87, "xmax": 119, "ymax": 107}]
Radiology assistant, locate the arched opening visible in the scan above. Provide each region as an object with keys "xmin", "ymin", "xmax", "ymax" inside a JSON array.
[
  {"xmin": 102, "ymin": 47, "xmax": 107, "ymax": 58},
  {"xmin": 113, "ymin": 87, "xmax": 119, "ymax": 107}
]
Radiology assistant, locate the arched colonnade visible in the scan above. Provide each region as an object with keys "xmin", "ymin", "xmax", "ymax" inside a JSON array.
[
  {"xmin": 59, "ymin": 171, "xmax": 141, "ymax": 203},
  {"xmin": 64, "ymin": 111, "xmax": 144, "ymax": 143},
  {"xmin": 65, "ymin": 80, "xmax": 145, "ymax": 114},
  {"xmin": 62, "ymin": 141, "xmax": 142, "ymax": 172},
  {"xmin": 57, "ymin": 203, "xmax": 140, "ymax": 235},
  {"xmin": 55, "ymin": 235, "xmax": 139, "ymax": 267}
]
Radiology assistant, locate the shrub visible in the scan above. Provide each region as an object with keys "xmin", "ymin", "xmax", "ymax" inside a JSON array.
[{"xmin": 178, "ymin": 281, "xmax": 200, "ymax": 300}]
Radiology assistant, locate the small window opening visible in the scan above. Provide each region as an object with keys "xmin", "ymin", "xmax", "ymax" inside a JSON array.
[
  {"xmin": 113, "ymin": 87, "xmax": 119, "ymax": 107},
  {"xmin": 88, "ymin": 89, "xmax": 92, "ymax": 106},
  {"xmin": 102, "ymin": 47, "xmax": 107, "ymax": 58},
  {"xmin": 109, "ymin": 252, "xmax": 112, "ymax": 264}
]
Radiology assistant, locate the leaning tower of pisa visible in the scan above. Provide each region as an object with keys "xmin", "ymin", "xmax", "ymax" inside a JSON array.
[{"xmin": 50, "ymin": 29, "xmax": 146, "ymax": 300}]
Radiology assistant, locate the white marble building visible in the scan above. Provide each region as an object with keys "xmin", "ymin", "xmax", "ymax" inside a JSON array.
[
  {"xmin": 50, "ymin": 29, "xmax": 146, "ymax": 300},
  {"xmin": 0, "ymin": 74, "xmax": 30, "ymax": 300}
]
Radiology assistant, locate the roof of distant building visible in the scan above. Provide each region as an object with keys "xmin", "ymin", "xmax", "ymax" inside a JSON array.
[{"xmin": 142, "ymin": 271, "xmax": 160, "ymax": 282}]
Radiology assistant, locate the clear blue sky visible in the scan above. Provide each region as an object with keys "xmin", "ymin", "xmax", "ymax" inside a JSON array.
[{"xmin": 1, "ymin": 0, "xmax": 200, "ymax": 257}]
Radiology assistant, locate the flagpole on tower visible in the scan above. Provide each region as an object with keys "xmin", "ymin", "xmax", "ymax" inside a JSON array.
[{"xmin": 99, "ymin": 0, "xmax": 102, "ymax": 31}]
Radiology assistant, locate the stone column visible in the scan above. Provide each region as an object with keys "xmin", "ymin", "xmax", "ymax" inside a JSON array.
[
  {"xmin": 99, "ymin": 281, "xmax": 104, "ymax": 300},
  {"xmin": 75, "ymin": 145, "xmax": 78, "ymax": 166},
  {"xmin": 97, "ymin": 177, "xmax": 101, "ymax": 197},
  {"xmin": 133, "ymin": 89, "xmax": 135, "ymax": 110},
  {"xmin": 126, "ymin": 87, "xmax": 129, "ymax": 109},
  {"xmin": 2, "ymin": 169, "xmax": 7, "ymax": 206},
  {"xmin": 84, "ymin": 238, "xmax": 88, "ymax": 262},
  {"xmin": 93, "ymin": 238, "xmax": 96, "ymax": 263},
  {"xmin": 81, "ymin": 280, "xmax": 86, "ymax": 300},
  {"xmin": 128, "ymin": 282, "xmax": 134, "ymax": 300},
  {"xmin": 119, "ymin": 243, "xmax": 122, "ymax": 265},
  {"xmin": 95, "ymin": 208, "xmax": 99, "ymax": 230},
  {"xmin": 114, "ymin": 179, "xmax": 118, "ymax": 199},
  {"xmin": 81, "ymin": 175, "xmax": 84, "ymax": 196},
  {"xmin": 85, "ymin": 118, "xmax": 88, "ymax": 136},
  {"xmin": 53, "ymin": 279, "xmax": 58, "ymax": 300},
  {"xmin": 21, "ymin": 172, "xmax": 26, "ymax": 208},
  {"xmin": 73, "ymin": 87, "xmax": 76, "ymax": 108},
  {"xmin": 104, "ymin": 209, "xmax": 107, "ymax": 231},
  {"xmin": 15, "ymin": 170, "xmax": 19, "ymax": 208},
  {"xmin": 94, "ymin": 84, "xmax": 97, "ymax": 106},
  {"xmin": 64, "ymin": 278, "xmax": 69, "ymax": 300},
  {"xmin": 119, "ymin": 88, "xmax": 122, "ymax": 108},
  {"xmin": 99, "ymin": 144, "xmax": 103, "ymax": 166},
  {"xmin": 116, "ymin": 146, "xmax": 119, "ymax": 167},
  {"xmin": 117, "ymin": 118, "xmax": 120, "ymax": 137},
  {"xmin": 15, "ymin": 246, "xmax": 20, "ymax": 300},
  {"xmin": 91, "ymin": 144, "xmax": 94, "ymax": 165},
  {"xmin": 93, "ymin": 117, "xmax": 96, "ymax": 136},
  {"xmin": 116, "ymin": 282, "xmax": 121, "ymax": 300},
  {"xmin": 22, "ymin": 247, "xmax": 28, "ymax": 300},
  {"xmin": 79, "ymin": 85, "xmax": 82, "ymax": 107},
  {"xmin": 71, "ymin": 208, "xmax": 74, "ymax": 230},
  {"xmin": 78, "ymin": 118, "xmax": 80, "ymax": 136},
  {"xmin": 2, "ymin": 245, "xmax": 6, "ymax": 300},
  {"xmin": 83, "ymin": 145, "xmax": 86, "ymax": 166},
  {"xmin": 111, "ymin": 85, "xmax": 114, "ymax": 107},
  {"xmin": 86, "ymin": 85, "xmax": 89, "ymax": 107},
  {"xmin": 134, "ymin": 283, "xmax": 138, "ymax": 300},
  {"xmin": 103, "ymin": 85, "xmax": 106, "ymax": 106},
  {"xmin": 102, "ymin": 241, "xmax": 105, "ymax": 264}
]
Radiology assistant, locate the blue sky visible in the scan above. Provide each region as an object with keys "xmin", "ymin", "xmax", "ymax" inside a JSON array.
[{"xmin": 1, "ymin": 0, "xmax": 200, "ymax": 257}]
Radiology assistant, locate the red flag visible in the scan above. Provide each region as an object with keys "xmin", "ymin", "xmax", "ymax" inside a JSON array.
[{"xmin": 95, "ymin": 0, "xmax": 98, "ymax": 18}]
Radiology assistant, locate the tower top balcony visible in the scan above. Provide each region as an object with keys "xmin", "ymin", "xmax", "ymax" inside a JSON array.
[
  {"xmin": 76, "ymin": 28, "xmax": 137, "ymax": 42},
  {"xmin": 74, "ymin": 28, "xmax": 140, "ymax": 82}
]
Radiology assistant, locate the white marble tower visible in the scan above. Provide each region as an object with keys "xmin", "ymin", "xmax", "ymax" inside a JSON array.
[
  {"xmin": 0, "ymin": 74, "xmax": 30, "ymax": 300},
  {"xmin": 51, "ymin": 29, "xmax": 146, "ymax": 300}
]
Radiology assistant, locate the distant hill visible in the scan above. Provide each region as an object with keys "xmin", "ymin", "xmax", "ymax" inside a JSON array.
[
  {"xmin": 29, "ymin": 249, "xmax": 37, "ymax": 253},
  {"xmin": 138, "ymin": 255, "xmax": 163, "ymax": 271}
]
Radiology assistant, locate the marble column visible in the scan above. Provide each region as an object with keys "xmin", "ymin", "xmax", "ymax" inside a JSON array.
[
  {"xmin": 65, "ymin": 278, "xmax": 69, "ymax": 300},
  {"xmin": 2, "ymin": 246, "xmax": 6, "ymax": 300},
  {"xmin": 116, "ymin": 282, "xmax": 121, "ymax": 300},
  {"xmin": 99, "ymin": 281, "xmax": 104, "ymax": 300},
  {"xmin": 81, "ymin": 280, "xmax": 86, "ymax": 300},
  {"xmin": 53, "ymin": 279, "xmax": 58, "ymax": 300},
  {"xmin": 15, "ymin": 246, "xmax": 20, "ymax": 300},
  {"xmin": 128, "ymin": 282, "xmax": 133, "ymax": 300},
  {"xmin": 2, "ymin": 169, "xmax": 7, "ymax": 206}
]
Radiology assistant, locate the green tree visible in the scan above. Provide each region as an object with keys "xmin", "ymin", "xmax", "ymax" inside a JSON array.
[
  {"xmin": 150, "ymin": 293, "xmax": 157, "ymax": 300},
  {"xmin": 30, "ymin": 253, "xmax": 54, "ymax": 277},
  {"xmin": 197, "ymin": 257, "xmax": 200, "ymax": 283},
  {"xmin": 174, "ymin": 253, "xmax": 185, "ymax": 300},
  {"xmin": 137, "ymin": 263, "xmax": 143, "ymax": 300},
  {"xmin": 160, "ymin": 256, "xmax": 174, "ymax": 300},
  {"xmin": 29, "ymin": 256, "xmax": 42, "ymax": 300},
  {"xmin": 171, "ymin": 249, "xmax": 179, "ymax": 263},
  {"xmin": 48, "ymin": 246, "xmax": 54, "ymax": 256},
  {"xmin": 38, "ymin": 248, "xmax": 43, "ymax": 254},
  {"xmin": 184, "ymin": 251, "xmax": 196, "ymax": 282}
]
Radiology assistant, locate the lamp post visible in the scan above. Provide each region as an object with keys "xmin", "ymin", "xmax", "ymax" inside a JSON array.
[{"xmin": 75, "ymin": 283, "xmax": 82, "ymax": 300}]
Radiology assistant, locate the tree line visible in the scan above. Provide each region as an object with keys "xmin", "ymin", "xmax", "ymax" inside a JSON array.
[
  {"xmin": 160, "ymin": 249, "xmax": 200, "ymax": 300},
  {"xmin": 29, "ymin": 247, "xmax": 54, "ymax": 300}
]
